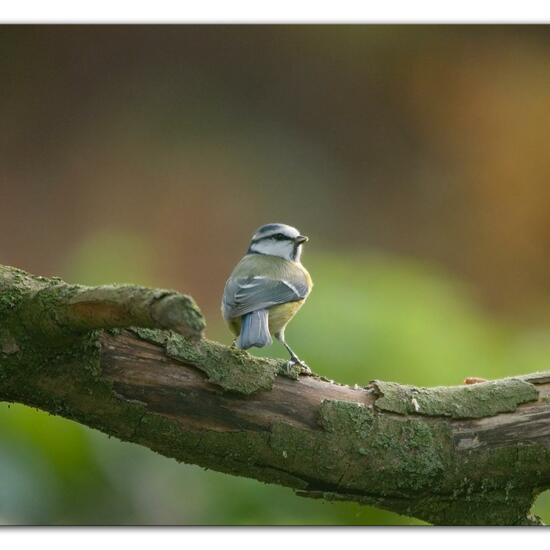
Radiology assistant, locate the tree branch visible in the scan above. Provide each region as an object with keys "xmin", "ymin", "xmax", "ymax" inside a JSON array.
[
  {"xmin": 4, "ymin": 265, "xmax": 205, "ymax": 339},
  {"xmin": 1, "ymin": 264, "xmax": 549, "ymax": 525}
]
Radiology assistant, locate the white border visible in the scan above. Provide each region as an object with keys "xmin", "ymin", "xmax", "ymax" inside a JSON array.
[
  {"xmin": 1, "ymin": 0, "xmax": 550, "ymax": 23},
  {"xmin": 0, "ymin": 529, "xmax": 548, "ymax": 549}
]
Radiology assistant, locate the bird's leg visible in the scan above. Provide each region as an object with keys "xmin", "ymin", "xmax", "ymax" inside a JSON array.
[
  {"xmin": 275, "ymin": 330, "xmax": 311, "ymax": 375},
  {"xmin": 230, "ymin": 337, "xmax": 238, "ymax": 349}
]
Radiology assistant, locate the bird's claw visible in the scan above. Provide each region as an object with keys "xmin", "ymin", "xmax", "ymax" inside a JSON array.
[{"xmin": 286, "ymin": 358, "xmax": 312, "ymax": 376}]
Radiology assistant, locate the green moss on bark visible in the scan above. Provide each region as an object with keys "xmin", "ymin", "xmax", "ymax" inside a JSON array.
[
  {"xmin": 131, "ymin": 327, "xmax": 285, "ymax": 395},
  {"xmin": 371, "ymin": 378, "xmax": 539, "ymax": 418}
]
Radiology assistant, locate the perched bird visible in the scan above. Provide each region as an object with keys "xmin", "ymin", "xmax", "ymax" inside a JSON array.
[{"xmin": 222, "ymin": 223, "xmax": 313, "ymax": 372}]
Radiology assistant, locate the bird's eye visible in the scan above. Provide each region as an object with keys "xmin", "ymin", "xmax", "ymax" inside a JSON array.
[{"xmin": 273, "ymin": 233, "xmax": 286, "ymax": 241}]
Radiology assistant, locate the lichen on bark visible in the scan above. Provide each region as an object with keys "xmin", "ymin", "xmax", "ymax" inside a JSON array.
[
  {"xmin": 130, "ymin": 327, "xmax": 287, "ymax": 394},
  {"xmin": 370, "ymin": 378, "xmax": 539, "ymax": 418},
  {"xmin": 0, "ymin": 264, "xmax": 205, "ymax": 340}
]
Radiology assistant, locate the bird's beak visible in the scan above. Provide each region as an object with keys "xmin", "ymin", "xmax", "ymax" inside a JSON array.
[{"xmin": 295, "ymin": 235, "xmax": 309, "ymax": 244}]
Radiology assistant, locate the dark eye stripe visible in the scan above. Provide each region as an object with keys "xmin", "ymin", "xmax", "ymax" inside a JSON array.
[{"xmin": 252, "ymin": 233, "xmax": 290, "ymax": 243}]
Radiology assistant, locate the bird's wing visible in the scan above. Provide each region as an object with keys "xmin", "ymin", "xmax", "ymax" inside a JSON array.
[{"xmin": 222, "ymin": 276, "xmax": 309, "ymax": 319}]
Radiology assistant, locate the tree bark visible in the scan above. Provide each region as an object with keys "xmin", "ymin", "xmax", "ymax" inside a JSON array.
[{"xmin": 1, "ymin": 264, "xmax": 549, "ymax": 525}]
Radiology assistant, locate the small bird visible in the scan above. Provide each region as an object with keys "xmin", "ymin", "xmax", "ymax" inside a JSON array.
[{"xmin": 222, "ymin": 223, "xmax": 313, "ymax": 372}]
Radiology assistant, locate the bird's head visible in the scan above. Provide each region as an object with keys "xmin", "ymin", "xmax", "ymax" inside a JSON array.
[{"xmin": 248, "ymin": 223, "xmax": 308, "ymax": 262}]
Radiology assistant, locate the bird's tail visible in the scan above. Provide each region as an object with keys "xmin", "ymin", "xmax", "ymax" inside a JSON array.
[{"xmin": 237, "ymin": 309, "xmax": 273, "ymax": 349}]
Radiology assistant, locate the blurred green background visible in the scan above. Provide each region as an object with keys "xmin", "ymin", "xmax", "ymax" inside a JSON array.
[{"xmin": 1, "ymin": 25, "xmax": 550, "ymax": 525}]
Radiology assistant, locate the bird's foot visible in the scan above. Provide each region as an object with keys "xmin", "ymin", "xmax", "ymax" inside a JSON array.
[{"xmin": 286, "ymin": 358, "xmax": 312, "ymax": 376}]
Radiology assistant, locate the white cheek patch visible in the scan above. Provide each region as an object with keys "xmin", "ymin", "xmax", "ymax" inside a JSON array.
[{"xmin": 251, "ymin": 240, "xmax": 294, "ymax": 260}]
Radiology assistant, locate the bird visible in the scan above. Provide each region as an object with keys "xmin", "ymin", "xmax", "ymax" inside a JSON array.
[{"xmin": 222, "ymin": 223, "xmax": 313, "ymax": 373}]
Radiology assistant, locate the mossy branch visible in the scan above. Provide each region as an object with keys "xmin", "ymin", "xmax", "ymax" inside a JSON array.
[
  {"xmin": 1, "ymin": 265, "xmax": 205, "ymax": 339},
  {"xmin": 1, "ymin": 264, "xmax": 550, "ymax": 526}
]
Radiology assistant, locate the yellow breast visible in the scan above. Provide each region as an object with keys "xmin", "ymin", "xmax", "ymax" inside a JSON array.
[{"xmin": 268, "ymin": 300, "xmax": 305, "ymax": 335}]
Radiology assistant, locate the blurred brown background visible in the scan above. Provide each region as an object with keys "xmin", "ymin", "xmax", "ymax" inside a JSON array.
[{"xmin": 1, "ymin": 25, "xmax": 550, "ymax": 525}]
